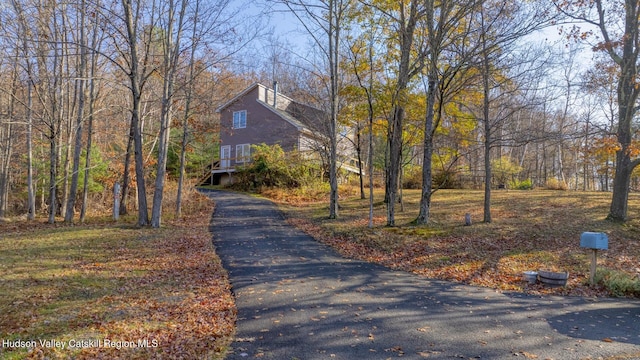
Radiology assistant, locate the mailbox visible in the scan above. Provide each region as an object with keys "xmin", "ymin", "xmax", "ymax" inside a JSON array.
[{"xmin": 580, "ymin": 232, "xmax": 608, "ymax": 250}]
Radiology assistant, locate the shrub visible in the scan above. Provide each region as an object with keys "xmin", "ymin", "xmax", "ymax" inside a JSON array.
[
  {"xmin": 261, "ymin": 178, "xmax": 330, "ymax": 204},
  {"xmin": 402, "ymin": 167, "xmax": 423, "ymax": 189},
  {"xmin": 232, "ymin": 144, "xmax": 321, "ymax": 191},
  {"xmin": 432, "ymin": 168, "xmax": 463, "ymax": 189},
  {"xmin": 594, "ymin": 268, "xmax": 640, "ymax": 297},
  {"xmin": 509, "ymin": 178, "xmax": 533, "ymax": 190},
  {"xmin": 545, "ymin": 178, "xmax": 568, "ymax": 190},
  {"xmin": 491, "ymin": 156, "xmax": 522, "ymax": 187},
  {"xmin": 401, "ymin": 167, "xmax": 463, "ymax": 189}
]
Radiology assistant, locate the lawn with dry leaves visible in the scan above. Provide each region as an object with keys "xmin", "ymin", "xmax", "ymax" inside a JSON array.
[
  {"xmin": 0, "ymin": 196, "xmax": 235, "ymax": 359},
  {"xmin": 269, "ymin": 188, "xmax": 640, "ymax": 298}
]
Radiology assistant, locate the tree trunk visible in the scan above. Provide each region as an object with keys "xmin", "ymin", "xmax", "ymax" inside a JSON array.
[
  {"xmin": 387, "ymin": 105, "xmax": 404, "ymax": 225},
  {"xmin": 120, "ymin": 124, "xmax": 134, "ymax": 216},
  {"xmin": 27, "ymin": 82, "xmax": 35, "ymax": 220},
  {"xmin": 368, "ymin": 102, "xmax": 374, "ymax": 229},
  {"xmin": 65, "ymin": 2, "xmax": 87, "ymax": 223},
  {"xmin": 176, "ymin": 0, "xmax": 200, "ymax": 219},
  {"xmin": 0, "ymin": 59, "xmax": 18, "ymax": 218},
  {"xmin": 356, "ymin": 124, "xmax": 365, "ymax": 199},
  {"xmin": 385, "ymin": 0, "xmax": 420, "ymax": 226},
  {"xmin": 48, "ymin": 121, "xmax": 58, "ymax": 224},
  {"xmin": 176, "ymin": 79, "xmax": 194, "ymax": 217},
  {"xmin": 481, "ymin": 31, "xmax": 492, "ymax": 223},
  {"xmin": 123, "ymin": 0, "xmax": 149, "ymax": 226},
  {"xmin": 0, "ymin": 125, "xmax": 12, "ymax": 218},
  {"xmin": 483, "ymin": 122, "xmax": 492, "ymax": 223},
  {"xmin": 327, "ymin": 0, "xmax": 342, "ymax": 220},
  {"xmin": 80, "ymin": 23, "xmax": 99, "ymax": 223},
  {"xmin": 151, "ymin": 89, "xmax": 172, "ymax": 227},
  {"xmin": 152, "ymin": 0, "xmax": 187, "ymax": 228},
  {"xmin": 608, "ymin": 74, "xmax": 637, "ymax": 219},
  {"xmin": 132, "ymin": 97, "xmax": 149, "ymax": 226},
  {"xmin": 609, "ymin": 153, "xmax": 635, "ymax": 221},
  {"xmin": 176, "ymin": 116, "xmax": 188, "ymax": 218},
  {"xmin": 58, "ymin": 8, "xmax": 71, "ymax": 220},
  {"xmin": 602, "ymin": 0, "xmax": 640, "ymax": 221},
  {"xmin": 416, "ymin": 70, "xmax": 437, "ymax": 225},
  {"xmin": 399, "ymin": 162, "xmax": 404, "ymax": 212}
]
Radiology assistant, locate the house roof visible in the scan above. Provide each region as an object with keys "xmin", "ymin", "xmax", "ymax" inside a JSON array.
[
  {"xmin": 215, "ymin": 82, "xmax": 292, "ymax": 113},
  {"xmin": 216, "ymin": 82, "xmax": 327, "ymax": 136},
  {"xmin": 255, "ymin": 98, "xmax": 307, "ymax": 131}
]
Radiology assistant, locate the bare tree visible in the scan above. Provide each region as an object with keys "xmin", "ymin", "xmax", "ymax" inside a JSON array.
[
  {"xmin": 415, "ymin": 0, "xmax": 481, "ymax": 225},
  {"xmin": 472, "ymin": 1, "xmax": 551, "ymax": 223},
  {"xmin": 120, "ymin": 0, "xmax": 156, "ymax": 226},
  {"xmin": 150, "ymin": 0, "xmax": 188, "ymax": 228},
  {"xmin": 276, "ymin": 0, "xmax": 354, "ymax": 219},
  {"xmin": 581, "ymin": 58, "xmax": 620, "ymax": 191},
  {"xmin": 26, "ymin": 80, "xmax": 35, "ymax": 220},
  {"xmin": 345, "ymin": 19, "xmax": 385, "ymax": 226},
  {"xmin": 65, "ymin": 0, "xmax": 90, "ymax": 223},
  {"xmin": 0, "ymin": 55, "xmax": 16, "ymax": 218},
  {"xmin": 367, "ymin": 0, "xmax": 427, "ymax": 226},
  {"xmin": 9, "ymin": 0, "xmax": 37, "ymax": 220},
  {"xmin": 555, "ymin": 0, "xmax": 640, "ymax": 221},
  {"xmin": 80, "ymin": 2, "xmax": 105, "ymax": 223},
  {"xmin": 21, "ymin": 0, "xmax": 65, "ymax": 224},
  {"xmin": 175, "ymin": 0, "xmax": 202, "ymax": 218}
]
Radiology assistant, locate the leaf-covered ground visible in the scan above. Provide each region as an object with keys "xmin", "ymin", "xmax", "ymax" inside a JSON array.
[
  {"xmin": 0, "ymin": 197, "xmax": 235, "ymax": 359},
  {"xmin": 270, "ymin": 188, "xmax": 640, "ymax": 298}
]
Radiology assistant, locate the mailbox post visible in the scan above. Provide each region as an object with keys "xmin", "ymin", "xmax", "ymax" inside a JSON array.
[{"xmin": 580, "ymin": 232, "xmax": 608, "ymax": 285}]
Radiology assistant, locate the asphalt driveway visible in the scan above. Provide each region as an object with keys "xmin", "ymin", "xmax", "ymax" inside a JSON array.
[{"xmin": 205, "ymin": 190, "xmax": 640, "ymax": 360}]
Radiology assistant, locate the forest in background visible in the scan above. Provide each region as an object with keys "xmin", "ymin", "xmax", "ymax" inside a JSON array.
[{"xmin": 0, "ymin": 0, "xmax": 639, "ymax": 227}]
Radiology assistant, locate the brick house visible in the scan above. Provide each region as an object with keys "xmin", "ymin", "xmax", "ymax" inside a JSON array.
[{"xmin": 210, "ymin": 82, "xmax": 358, "ymax": 185}]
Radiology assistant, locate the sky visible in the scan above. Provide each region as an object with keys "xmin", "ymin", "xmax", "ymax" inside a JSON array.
[
  {"xmin": 236, "ymin": 1, "xmax": 601, "ymax": 97},
  {"xmin": 243, "ymin": 1, "xmax": 599, "ymax": 66},
  {"xmin": 240, "ymin": 0, "xmax": 309, "ymax": 50}
]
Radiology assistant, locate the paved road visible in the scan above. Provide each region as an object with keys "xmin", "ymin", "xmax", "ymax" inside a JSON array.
[{"xmin": 205, "ymin": 190, "xmax": 640, "ymax": 360}]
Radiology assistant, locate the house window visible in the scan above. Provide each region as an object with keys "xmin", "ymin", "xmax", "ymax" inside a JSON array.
[
  {"xmin": 233, "ymin": 110, "xmax": 247, "ymax": 129},
  {"xmin": 236, "ymin": 144, "xmax": 251, "ymax": 163}
]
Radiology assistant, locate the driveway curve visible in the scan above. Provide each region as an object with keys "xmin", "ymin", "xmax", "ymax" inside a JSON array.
[{"xmin": 205, "ymin": 190, "xmax": 640, "ymax": 360}]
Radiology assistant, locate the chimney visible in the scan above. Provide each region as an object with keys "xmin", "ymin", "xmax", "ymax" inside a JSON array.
[{"xmin": 273, "ymin": 81, "xmax": 278, "ymax": 108}]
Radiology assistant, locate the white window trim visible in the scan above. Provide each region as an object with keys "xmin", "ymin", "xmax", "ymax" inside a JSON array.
[
  {"xmin": 236, "ymin": 143, "xmax": 251, "ymax": 164},
  {"xmin": 233, "ymin": 110, "xmax": 247, "ymax": 129}
]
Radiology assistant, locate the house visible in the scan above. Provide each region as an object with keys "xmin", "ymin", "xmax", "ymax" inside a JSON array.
[{"xmin": 210, "ymin": 82, "xmax": 359, "ymax": 185}]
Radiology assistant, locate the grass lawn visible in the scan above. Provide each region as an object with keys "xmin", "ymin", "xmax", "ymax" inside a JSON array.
[
  {"xmin": 270, "ymin": 188, "xmax": 640, "ymax": 298},
  {"xmin": 0, "ymin": 198, "xmax": 235, "ymax": 359}
]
